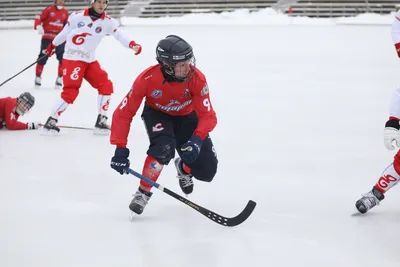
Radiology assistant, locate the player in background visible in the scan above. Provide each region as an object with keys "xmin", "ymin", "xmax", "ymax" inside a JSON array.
[
  {"xmin": 355, "ymin": 12, "xmax": 400, "ymax": 213},
  {"xmin": 41, "ymin": 0, "xmax": 142, "ymax": 135},
  {"xmin": 34, "ymin": 0, "xmax": 69, "ymax": 89},
  {"xmin": 109, "ymin": 35, "xmax": 218, "ymax": 215},
  {"xmin": 0, "ymin": 92, "xmax": 39, "ymax": 130}
]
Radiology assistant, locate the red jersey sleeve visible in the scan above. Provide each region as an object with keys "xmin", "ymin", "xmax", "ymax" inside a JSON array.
[
  {"xmin": 4, "ymin": 98, "xmax": 28, "ymax": 130},
  {"xmin": 110, "ymin": 77, "xmax": 147, "ymax": 148},
  {"xmin": 191, "ymin": 74, "xmax": 217, "ymax": 140},
  {"xmin": 34, "ymin": 6, "xmax": 50, "ymax": 29}
]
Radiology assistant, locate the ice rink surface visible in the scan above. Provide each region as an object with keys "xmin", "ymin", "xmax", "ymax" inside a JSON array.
[{"xmin": 1, "ymin": 11, "xmax": 400, "ymax": 267}]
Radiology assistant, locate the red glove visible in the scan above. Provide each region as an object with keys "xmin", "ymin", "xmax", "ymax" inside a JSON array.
[
  {"xmin": 395, "ymin": 42, "xmax": 400, "ymax": 58},
  {"xmin": 129, "ymin": 41, "xmax": 142, "ymax": 55},
  {"xmin": 44, "ymin": 43, "xmax": 56, "ymax": 57}
]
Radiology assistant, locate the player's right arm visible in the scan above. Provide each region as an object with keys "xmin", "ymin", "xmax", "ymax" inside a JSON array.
[
  {"xmin": 34, "ymin": 6, "xmax": 50, "ymax": 29},
  {"xmin": 52, "ymin": 12, "xmax": 76, "ymax": 46},
  {"xmin": 110, "ymin": 76, "xmax": 148, "ymax": 148},
  {"xmin": 392, "ymin": 12, "xmax": 400, "ymax": 57}
]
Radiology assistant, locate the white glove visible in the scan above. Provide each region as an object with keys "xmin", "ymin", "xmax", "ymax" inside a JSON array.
[
  {"xmin": 27, "ymin": 122, "xmax": 40, "ymax": 130},
  {"xmin": 36, "ymin": 25, "xmax": 44, "ymax": 35},
  {"xmin": 384, "ymin": 119, "xmax": 400, "ymax": 150}
]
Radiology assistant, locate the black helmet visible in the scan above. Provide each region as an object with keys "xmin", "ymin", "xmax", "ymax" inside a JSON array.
[
  {"xmin": 16, "ymin": 92, "xmax": 35, "ymax": 115},
  {"xmin": 156, "ymin": 35, "xmax": 195, "ymax": 82}
]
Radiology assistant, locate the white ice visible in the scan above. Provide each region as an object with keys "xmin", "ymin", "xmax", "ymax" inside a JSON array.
[{"xmin": 1, "ymin": 10, "xmax": 400, "ymax": 267}]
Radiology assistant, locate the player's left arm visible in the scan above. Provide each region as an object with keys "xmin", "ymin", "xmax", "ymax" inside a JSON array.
[
  {"xmin": 110, "ymin": 18, "xmax": 142, "ymax": 55},
  {"xmin": 192, "ymin": 81, "xmax": 217, "ymax": 140}
]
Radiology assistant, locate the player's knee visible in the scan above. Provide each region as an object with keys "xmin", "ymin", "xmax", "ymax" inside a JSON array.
[
  {"xmin": 61, "ymin": 89, "xmax": 79, "ymax": 104},
  {"xmin": 97, "ymin": 79, "xmax": 113, "ymax": 95},
  {"xmin": 147, "ymin": 137, "xmax": 176, "ymax": 165},
  {"xmin": 37, "ymin": 55, "xmax": 48, "ymax": 65},
  {"xmin": 394, "ymin": 152, "xmax": 400, "ymax": 174},
  {"xmin": 192, "ymin": 161, "xmax": 218, "ymax": 182}
]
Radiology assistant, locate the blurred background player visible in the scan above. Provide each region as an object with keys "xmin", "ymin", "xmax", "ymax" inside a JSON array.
[
  {"xmin": 41, "ymin": 0, "xmax": 142, "ymax": 135},
  {"xmin": 109, "ymin": 35, "xmax": 218, "ymax": 215},
  {"xmin": 34, "ymin": 0, "xmax": 69, "ymax": 89},
  {"xmin": 0, "ymin": 92, "xmax": 39, "ymax": 130},
  {"xmin": 355, "ymin": 13, "xmax": 400, "ymax": 214}
]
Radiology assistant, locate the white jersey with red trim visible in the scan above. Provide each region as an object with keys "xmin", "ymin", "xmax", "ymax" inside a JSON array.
[{"xmin": 52, "ymin": 8, "xmax": 132, "ymax": 63}]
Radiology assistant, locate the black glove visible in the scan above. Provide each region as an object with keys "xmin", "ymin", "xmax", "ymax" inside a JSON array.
[
  {"xmin": 180, "ymin": 135, "xmax": 203, "ymax": 163},
  {"xmin": 110, "ymin": 147, "xmax": 130, "ymax": 174}
]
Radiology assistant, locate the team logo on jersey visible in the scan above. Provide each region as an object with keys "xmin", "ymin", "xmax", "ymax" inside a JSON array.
[
  {"xmin": 201, "ymin": 84, "xmax": 209, "ymax": 96},
  {"xmin": 95, "ymin": 26, "xmax": 102, "ymax": 33},
  {"xmin": 50, "ymin": 12, "xmax": 55, "ymax": 17},
  {"xmin": 182, "ymin": 88, "xmax": 190, "ymax": 98},
  {"xmin": 151, "ymin": 89, "xmax": 162, "ymax": 98},
  {"xmin": 78, "ymin": 22, "xmax": 85, "ymax": 28},
  {"xmin": 87, "ymin": 23, "xmax": 93, "ymax": 28}
]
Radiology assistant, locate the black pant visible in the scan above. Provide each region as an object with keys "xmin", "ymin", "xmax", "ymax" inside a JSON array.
[
  {"xmin": 37, "ymin": 38, "xmax": 65, "ymax": 65},
  {"xmin": 141, "ymin": 103, "xmax": 218, "ymax": 182}
]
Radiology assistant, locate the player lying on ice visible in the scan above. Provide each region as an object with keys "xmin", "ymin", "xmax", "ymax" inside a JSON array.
[
  {"xmin": 0, "ymin": 92, "xmax": 39, "ymax": 131},
  {"xmin": 109, "ymin": 35, "xmax": 219, "ymax": 215}
]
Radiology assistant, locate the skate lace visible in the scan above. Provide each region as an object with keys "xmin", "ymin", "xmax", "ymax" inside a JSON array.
[
  {"xmin": 178, "ymin": 174, "xmax": 193, "ymax": 188},
  {"xmin": 132, "ymin": 192, "xmax": 150, "ymax": 207},
  {"xmin": 361, "ymin": 192, "xmax": 380, "ymax": 208}
]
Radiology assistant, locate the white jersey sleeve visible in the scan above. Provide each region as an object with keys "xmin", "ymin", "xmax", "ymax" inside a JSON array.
[
  {"xmin": 389, "ymin": 87, "xmax": 400, "ymax": 119},
  {"xmin": 109, "ymin": 18, "xmax": 132, "ymax": 48},
  {"xmin": 52, "ymin": 12, "xmax": 74, "ymax": 46},
  {"xmin": 392, "ymin": 11, "xmax": 400, "ymax": 57}
]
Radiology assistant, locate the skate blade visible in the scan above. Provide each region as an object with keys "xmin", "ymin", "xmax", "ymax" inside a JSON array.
[
  {"xmin": 40, "ymin": 128, "xmax": 60, "ymax": 136},
  {"xmin": 129, "ymin": 212, "xmax": 140, "ymax": 222},
  {"xmin": 93, "ymin": 128, "xmax": 110, "ymax": 135}
]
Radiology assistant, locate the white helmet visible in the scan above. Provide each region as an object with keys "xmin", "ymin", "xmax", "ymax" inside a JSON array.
[{"xmin": 89, "ymin": 0, "xmax": 109, "ymax": 4}]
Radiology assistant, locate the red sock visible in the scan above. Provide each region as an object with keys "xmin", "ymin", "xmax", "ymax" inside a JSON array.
[
  {"xmin": 36, "ymin": 64, "xmax": 44, "ymax": 77},
  {"xmin": 58, "ymin": 64, "xmax": 63, "ymax": 77},
  {"xmin": 183, "ymin": 163, "xmax": 191, "ymax": 174},
  {"xmin": 140, "ymin": 155, "xmax": 163, "ymax": 191}
]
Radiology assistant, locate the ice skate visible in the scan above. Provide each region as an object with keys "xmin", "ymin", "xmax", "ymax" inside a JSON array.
[
  {"xmin": 41, "ymin": 116, "xmax": 60, "ymax": 135},
  {"xmin": 174, "ymin": 158, "xmax": 193, "ymax": 196},
  {"xmin": 34, "ymin": 76, "xmax": 41, "ymax": 89},
  {"xmin": 93, "ymin": 114, "xmax": 110, "ymax": 135},
  {"xmin": 355, "ymin": 186, "xmax": 385, "ymax": 214},
  {"xmin": 129, "ymin": 187, "xmax": 153, "ymax": 217},
  {"xmin": 54, "ymin": 76, "xmax": 62, "ymax": 90}
]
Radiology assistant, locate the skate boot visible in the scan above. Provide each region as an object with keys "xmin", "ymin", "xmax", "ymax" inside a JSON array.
[
  {"xmin": 174, "ymin": 158, "xmax": 193, "ymax": 195},
  {"xmin": 55, "ymin": 76, "xmax": 62, "ymax": 90},
  {"xmin": 129, "ymin": 187, "xmax": 153, "ymax": 215},
  {"xmin": 42, "ymin": 116, "xmax": 60, "ymax": 134},
  {"xmin": 93, "ymin": 114, "xmax": 110, "ymax": 135},
  {"xmin": 355, "ymin": 186, "xmax": 385, "ymax": 214},
  {"xmin": 34, "ymin": 76, "xmax": 41, "ymax": 88}
]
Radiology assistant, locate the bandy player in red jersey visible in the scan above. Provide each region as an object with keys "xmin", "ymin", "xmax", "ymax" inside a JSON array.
[
  {"xmin": 34, "ymin": 0, "xmax": 69, "ymax": 89},
  {"xmin": 41, "ymin": 0, "xmax": 142, "ymax": 135},
  {"xmin": 355, "ymin": 12, "xmax": 400, "ymax": 214},
  {"xmin": 110, "ymin": 35, "xmax": 218, "ymax": 215},
  {"xmin": 0, "ymin": 92, "xmax": 39, "ymax": 131}
]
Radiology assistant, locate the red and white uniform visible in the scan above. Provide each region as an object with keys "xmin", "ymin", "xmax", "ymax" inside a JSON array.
[
  {"xmin": 52, "ymin": 8, "xmax": 132, "ymax": 63},
  {"xmin": 110, "ymin": 65, "xmax": 217, "ymax": 148},
  {"xmin": 0, "ymin": 98, "xmax": 28, "ymax": 130},
  {"xmin": 34, "ymin": 5, "xmax": 69, "ymax": 40}
]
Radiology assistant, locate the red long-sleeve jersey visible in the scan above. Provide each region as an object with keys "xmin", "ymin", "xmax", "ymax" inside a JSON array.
[
  {"xmin": 34, "ymin": 5, "xmax": 69, "ymax": 40},
  {"xmin": 0, "ymin": 97, "xmax": 28, "ymax": 130},
  {"xmin": 110, "ymin": 65, "xmax": 217, "ymax": 148}
]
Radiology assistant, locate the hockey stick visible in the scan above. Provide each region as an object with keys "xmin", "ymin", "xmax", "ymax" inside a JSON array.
[
  {"xmin": 38, "ymin": 123, "xmax": 94, "ymax": 131},
  {"xmin": 0, "ymin": 55, "xmax": 48, "ymax": 88},
  {"xmin": 126, "ymin": 168, "xmax": 256, "ymax": 227}
]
